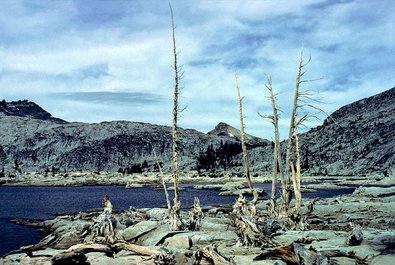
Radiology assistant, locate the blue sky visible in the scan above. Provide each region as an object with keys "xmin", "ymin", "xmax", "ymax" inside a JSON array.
[{"xmin": 0, "ymin": 0, "xmax": 394, "ymax": 140}]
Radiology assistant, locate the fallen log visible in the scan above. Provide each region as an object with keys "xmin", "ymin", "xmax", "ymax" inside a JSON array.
[
  {"xmin": 194, "ymin": 246, "xmax": 235, "ymax": 265},
  {"xmin": 112, "ymin": 242, "xmax": 162, "ymax": 256},
  {"xmin": 113, "ymin": 242, "xmax": 176, "ymax": 264},
  {"xmin": 51, "ymin": 243, "xmax": 113, "ymax": 264},
  {"xmin": 66, "ymin": 243, "xmax": 113, "ymax": 254}
]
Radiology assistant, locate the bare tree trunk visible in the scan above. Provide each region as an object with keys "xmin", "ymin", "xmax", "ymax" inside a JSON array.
[
  {"xmin": 170, "ymin": 4, "xmax": 181, "ymax": 230},
  {"xmin": 234, "ymin": 73, "xmax": 258, "ymax": 211},
  {"xmin": 284, "ymin": 51, "xmax": 304, "ymax": 214},
  {"xmin": 152, "ymin": 145, "xmax": 171, "ymax": 212},
  {"xmin": 294, "ymin": 130, "xmax": 302, "ymax": 210},
  {"xmin": 265, "ymin": 76, "xmax": 284, "ymax": 214}
]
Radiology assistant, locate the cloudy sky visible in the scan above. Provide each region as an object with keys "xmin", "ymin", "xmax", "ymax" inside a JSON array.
[{"xmin": 0, "ymin": 0, "xmax": 394, "ymax": 140}]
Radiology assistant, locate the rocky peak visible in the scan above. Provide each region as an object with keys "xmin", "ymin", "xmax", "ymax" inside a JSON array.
[
  {"xmin": 0, "ymin": 100, "xmax": 66, "ymax": 124},
  {"xmin": 208, "ymin": 122, "xmax": 270, "ymax": 147},
  {"xmin": 208, "ymin": 122, "xmax": 239, "ymax": 138}
]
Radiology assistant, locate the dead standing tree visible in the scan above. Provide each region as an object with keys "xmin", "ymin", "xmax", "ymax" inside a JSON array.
[
  {"xmin": 234, "ymin": 73, "xmax": 258, "ymax": 216},
  {"xmin": 259, "ymin": 76, "xmax": 284, "ymax": 216},
  {"xmin": 286, "ymin": 50, "xmax": 324, "ymax": 214},
  {"xmin": 169, "ymin": 5, "xmax": 183, "ymax": 230}
]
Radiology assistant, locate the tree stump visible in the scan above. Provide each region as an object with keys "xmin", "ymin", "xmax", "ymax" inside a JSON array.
[
  {"xmin": 346, "ymin": 224, "xmax": 363, "ymax": 246},
  {"xmin": 189, "ymin": 197, "xmax": 203, "ymax": 231},
  {"xmin": 88, "ymin": 195, "xmax": 115, "ymax": 243}
]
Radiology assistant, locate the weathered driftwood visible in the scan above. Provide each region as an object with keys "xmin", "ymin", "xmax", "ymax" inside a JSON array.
[
  {"xmin": 114, "ymin": 242, "xmax": 175, "ymax": 264},
  {"xmin": 112, "ymin": 242, "xmax": 162, "ymax": 256},
  {"xmin": 52, "ymin": 242, "xmax": 174, "ymax": 264},
  {"xmin": 194, "ymin": 246, "xmax": 235, "ymax": 265},
  {"xmin": 66, "ymin": 243, "xmax": 113, "ymax": 254},
  {"xmin": 52, "ymin": 243, "xmax": 112, "ymax": 264},
  {"xmin": 189, "ymin": 197, "xmax": 203, "ymax": 231}
]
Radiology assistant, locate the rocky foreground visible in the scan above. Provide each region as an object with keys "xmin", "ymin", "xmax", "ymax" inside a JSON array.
[{"xmin": 1, "ymin": 175, "xmax": 395, "ymax": 265}]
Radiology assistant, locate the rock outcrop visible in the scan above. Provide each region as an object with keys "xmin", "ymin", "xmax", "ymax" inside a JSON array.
[
  {"xmin": 248, "ymin": 86, "xmax": 395, "ymax": 176},
  {"xmin": 0, "ymin": 100, "xmax": 66, "ymax": 124},
  {"xmin": 299, "ymin": 86, "xmax": 395, "ymax": 175}
]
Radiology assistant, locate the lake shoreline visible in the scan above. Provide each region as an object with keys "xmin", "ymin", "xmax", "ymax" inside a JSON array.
[
  {"xmin": 1, "ymin": 174, "xmax": 394, "ymax": 264},
  {"xmin": 1, "ymin": 170, "xmax": 393, "ymax": 188}
]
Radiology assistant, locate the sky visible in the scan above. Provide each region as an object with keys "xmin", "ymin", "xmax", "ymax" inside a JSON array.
[{"xmin": 0, "ymin": 0, "xmax": 394, "ymax": 140}]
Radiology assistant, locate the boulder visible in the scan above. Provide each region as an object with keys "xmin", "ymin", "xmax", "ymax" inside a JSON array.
[
  {"xmin": 190, "ymin": 231, "xmax": 238, "ymax": 246},
  {"xmin": 140, "ymin": 226, "xmax": 187, "ymax": 246},
  {"xmin": 123, "ymin": 221, "xmax": 158, "ymax": 241},
  {"xmin": 164, "ymin": 235, "xmax": 191, "ymax": 249},
  {"xmin": 55, "ymin": 232, "xmax": 81, "ymax": 249},
  {"xmin": 371, "ymin": 255, "xmax": 395, "ymax": 265},
  {"xmin": 146, "ymin": 208, "xmax": 168, "ymax": 220}
]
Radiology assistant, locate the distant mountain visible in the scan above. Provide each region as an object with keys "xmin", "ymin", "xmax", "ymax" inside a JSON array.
[
  {"xmin": 0, "ymin": 100, "xmax": 66, "ymax": 124},
  {"xmin": 208, "ymin": 122, "xmax": 270, "ymax": 147},
  {"xmin": 0, "ymin": 87, "xmax": 394, "ymax": 176},
  {"xmin": 0, "ymin": 103, "xmax": 249, "ymax": 173}
]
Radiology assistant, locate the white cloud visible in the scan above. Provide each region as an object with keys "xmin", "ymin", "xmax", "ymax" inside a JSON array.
[{"xmin": 0, "ymin": 0, "xmax": 394, "ymax": 140}]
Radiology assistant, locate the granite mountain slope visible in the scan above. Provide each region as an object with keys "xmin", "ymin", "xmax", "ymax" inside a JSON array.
[
  {"xmin": 0, "ymin": 101, "xmax": 245, "ymax": 173},
  {"xmin": 246, "ymin": 86, "xmax": 395, "ymax": 176},
  {"xmin": 298, "ymin": 86, "xmax": 395, "ymax": 175},
  {"xmin": 0, "ymin": 87, "xmax": 394, "ymax": 176}
]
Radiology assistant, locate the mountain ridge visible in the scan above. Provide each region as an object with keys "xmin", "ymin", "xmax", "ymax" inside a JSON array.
[
  {"xmin": 0, "ymin": 100, "xmax": 67, "ymax": 124},
  {"xmin": 0, "ymin": 86, "xmax": 394, "ymax": 175}
]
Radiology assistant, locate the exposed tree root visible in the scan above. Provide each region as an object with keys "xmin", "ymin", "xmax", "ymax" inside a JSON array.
[{"xmin": 194, "ymin": 245, "xmax": 235, "ymax": 265}]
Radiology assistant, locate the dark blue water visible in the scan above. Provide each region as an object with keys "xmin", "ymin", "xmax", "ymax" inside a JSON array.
[{"xmin": 0, "ymin": 184, "xmax": 355, "ymax": 256}]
